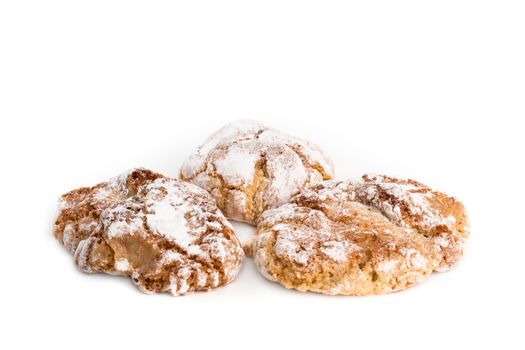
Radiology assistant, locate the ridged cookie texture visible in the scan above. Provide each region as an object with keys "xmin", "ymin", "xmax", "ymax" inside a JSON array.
[
  {"xmin": 180, "ymin": 120, "xmax": 335, "ymax": 225},
  {"xmin": 53, "ymin": 168, "xmax": 244, "ymax": 296},
  {"xmin": 248, "ymin": 174, "xmax": 469, "ymax": 296}
]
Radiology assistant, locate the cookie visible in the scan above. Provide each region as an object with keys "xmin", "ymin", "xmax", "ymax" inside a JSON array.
[
  {"xmin": 247, "ymin": 174, "xmax": 469, "ymax": 295},
  {"xmin": 180, "ymin": 120, "xmax": 335, "ymax": 225},
  {"xmin": 54, "ymin": 168, "xmax": 244, "ymax": 296}
]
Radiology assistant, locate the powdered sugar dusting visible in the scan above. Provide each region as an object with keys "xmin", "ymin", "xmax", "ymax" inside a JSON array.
[
  {"xmin": 433, "ymin": 235, "xmax": 449, "ymax": 248},
  {"xmin": 320, "ymin": 240, "xmax": 360, "ymax": 262},
  {"xmin": 211, "ymin": 271, "xmax": 220, "ymax": 287},
  {"xmin": 200, "ymin": 119, "xmax": 264, "ymax": 156},
  {"xmin": 180, "ymin": 120, "xmax": 334, "ymax": 223},
  {"xmin": 401, "ymin": 247, "xmax": 428, "ymax": 270},
  {"xmin": 376, "ymin": 259, "xmax": 399, "ymax": 273},
  {"xmin": 214, "ymin": 144, "xmax": 260, "ymax": 187},
  {"xmin": 251, "ymin": 173, "xmax": 468, "ymax": 295},
  {"xmin": 115, "ymin": 258, "xmax": 130, "ymax": 272},
  {"xmin": 62, "ymin": 224, "xmax": 76, "ymax": 253},
  {"xmin": 146, "ymin": 197, "xmax": 195, "ymax": 248},
  {"xmin": 264, "ymin": 145, "xmax": 308, "ymax": 206},
  {"xmin": 55, "ymin": 168, "xmax": 245, "ymax": 296},
  {"xmin": 261, "ymin": 213, "xmax": 362, "ymax": 266},
  {"xmin": 160, "ymin": 250, "xmax": 183, "ymax": 265},
  {"xmin": 74, "ymin": 237, "xmax": 96, "ymax": 272},
  {"xmin": 273, "ymin": 224, "xmax": 311, "ymax": 265},
  {"xmin": 197, "ymin": 271, "xmax": 208, "ymax": 287},
  {"xmin": 93, "ymin": 187, "xmax": 112, "ymax": 200},
  {"xmin": 356, "ymin": 174, "xmax": 458, "ymax": 231},
  {"xmin": 104, "ymin": 210, "xmax": 143, "ymax": 238}
]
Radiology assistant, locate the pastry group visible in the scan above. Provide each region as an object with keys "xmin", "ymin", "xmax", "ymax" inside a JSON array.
[{"xmin": 54, "ymin": 120, "xmax": 469, "ymax": 296}]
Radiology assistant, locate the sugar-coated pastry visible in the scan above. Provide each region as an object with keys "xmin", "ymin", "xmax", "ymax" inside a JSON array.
[
  {"xmin": 54, "ymin": 168, "xmax": 244, "ymax": 296},
  {"xmin": 180, "ymin": 120, "xmax": 334, "ymax": 225},
  {"xmin": 247, "ymin": 174, "xmax": 469, "ymax": 295}
]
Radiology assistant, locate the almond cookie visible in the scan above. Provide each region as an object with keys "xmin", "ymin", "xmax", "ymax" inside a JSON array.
[
  {"xmin": 54, "ymin": 168, "xmax": 244, "ymax": 296},
  {"xmin": 180, "ymin": 120, "xmax": 335, "ymax": 225},
  {"xmin": 247, "ymin": 174, "xmax": 469, "ymax": 295}
]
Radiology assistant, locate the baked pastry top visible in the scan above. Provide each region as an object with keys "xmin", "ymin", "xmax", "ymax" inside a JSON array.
[
  {"xmin": 54, "ymin": 168, "xmax": 244, "ymax": 296},
  {"xmin": 247, "ymin": 174, "xmax": 469, "ymax": 295},
  {"xmin": 180, "ymin": 120, "xmax": 334, "ymax": 225}
]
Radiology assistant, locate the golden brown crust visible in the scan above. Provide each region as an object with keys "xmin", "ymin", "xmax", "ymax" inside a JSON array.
[
  {"xmin": 249, "ymin": 174, "xmax": 469, "ymax": 295},
  {"xmin": 54, "ymin": 168, "xmax": 244, "ymax": 296}
]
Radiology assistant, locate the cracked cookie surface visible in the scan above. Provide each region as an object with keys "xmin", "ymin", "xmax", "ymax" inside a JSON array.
[
  {"xmin": 54, "ymin": 168, "xmax": 244, "ymax": 296},
  {"xmin": 180, "ymin": 120, "xmax": 335, "ymax": 225},
  {"xmin": 247, "ymin": 174, "xmax": 469, "ymax": 295}
]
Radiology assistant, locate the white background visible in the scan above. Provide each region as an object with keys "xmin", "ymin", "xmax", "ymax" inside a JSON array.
[{"xmin": 1, "ymin": 1, "xmax": 524, "ymax": 349}]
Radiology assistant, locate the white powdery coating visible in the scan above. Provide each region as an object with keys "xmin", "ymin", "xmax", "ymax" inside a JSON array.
[
  {"xmin": 268, "ymin": 218, "xmax": 357, "ymax": 266},
  {"xmin": 186, "ymin": 245, "xmax": 207, "ymax": 260},
  {"xmin": 79, "ymin": 222, "xmax": 97, "ymax": 232},
  {"xmin": 141, "ymin": 179, "xmax": 244, "ymax": 289},
  {"xmin": 200, "ymin": 119, "xmax": 264, "ymax": 156},
  {"xmin": 209, "ymin": 239, "xmax": 227, "ymax": 262},
  {"xmin": 401, "ymin": 248, "xmax": 428, "ymax": 270},
  {"xmin": 225, "ymin": 256, "xmax": 243, "ymax": 280},
  {"xmin": 319, "ymin": 240, "xmax": 360, "ymax": 262},
  {"xmin": 58, "ymin": 198, "xmax": 69, "ymax": 210},
  {"xmin": 444, "ymin": 215, "xmax": 457, "ymax": 227},
  {"xmin": 380, "ymin": 201, "xmax": 402, "ymax": 222},
  {"xmin": 170, "ymin": 267, "xmax": 192, "ymax": 296},
  {"xmin": 177, "ymin": 267, "xmax": 191, "ymax": 294},
  {"xmin": 253, "ymin": 249, "xmax": 277, "ymax": 282},
  {"xmin": 376, "ymin": 259, "xmax": 399, "ymax": 273},
  {"xmin": 138, "ymin": 178, "xmax": 243, "ymax": 293},
  {"xmin": 296, "ymin": 175, "xmax": 466, "ymax": 271},
  {"xmin": 260, "ymin": 206, "xmax": 345, "ymax": 266},
  {"xmin": 275, "ymin": 236, "xmax": 309, "ymax": 265},
  {"xmin": 105, "ymin": 215, "xmax": 143, "ymax": 238},
  {"xmin": 264, "ymin": 145, "xmax": 308, "ymax": 206},
  {"xmin": 197, "ymin": 271, "xmax": 208, "ymax": 287},
  {"xmin": 93, "ymin": 187, "xmax": 112, "ymax": 200},
  {"xmin": 250, "ymin": 174, "xmax": 467, "ymax": 294},
  {"xmin": 272, "ymin": 223, "xmax": 315, "ymax": 265},
  {"xmin": 357, "ymin": 175, "xmax": 457, "ymax": 230},
  {"xmin": 115, "ymin": 258, "xmax": 130, "ymax": 272},
  {"xmin": 58, "ymin": 169, "xmax": 245, "ymax": 296},
  {"xmin": 130, "ymin": 178, "xmax": 243, "ymax": 269},
  {"xmin": 62, "ymin": 224, "xmax": 76, "ymax": 253},
  {"xmin": 74, "ymin": 237, "xmax": 95, "ymax": 272},
  {"xmin": 181, "ymin": 120, "xmax": 265, "ymax": 178},
  {"xmin": 433, "ymin": 235, "xmax": 450, "ymax": 248},
  {"xmin": 207, "ymin": 220, "xmax": 224, "ymax": 230},
  {"xmin": 210, "ymin": 271, "xmax": 220, "ymax": 287},
  {"xmin": 95, "ymin": 169, "xmax": 133, "ymax": 200},
  {"xmin": 146, "ymin": 198, "xmax": 195, "ymax": 248},
  {"xmin": 160, "ymin": 250, "xmax": 183, "ymax": 265},
  {"xmin": 258, "ymin": 204, "xmax": 299, "ymax": 225},
  {"xmin": 214, "ymin": 144, "xmax": 260, "ymax": 187},
  {"xmin": 180, "ymin": 120, "xmax": 334, "ymax": 221},
  {"xmin": 109, "ymin": 169, "xmax": 133, "ymax": 188},
  {"xmin": 271, "ymin": 230, "xmax": 360, "ymax": 266}
]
